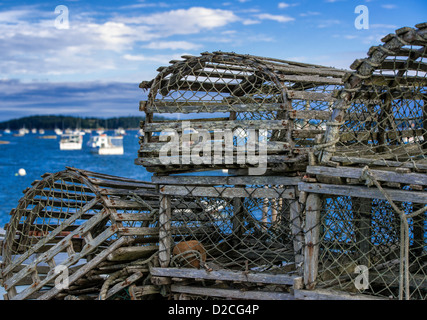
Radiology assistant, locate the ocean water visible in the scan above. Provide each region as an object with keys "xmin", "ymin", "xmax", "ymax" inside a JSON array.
[{"xmin": 0, "ymin": 130, "xmax": 153, "ymax": 229}]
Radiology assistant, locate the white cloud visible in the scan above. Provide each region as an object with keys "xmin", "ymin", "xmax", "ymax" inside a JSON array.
[
  {"xmin": 254, "ymin": 13, "xmax": 295, "ymax": 23},
  {"xmin": 123, "ymin": 53, "xmax": 183, "ymax": 64},
  {"xmin": 278, "ymin": 2, "xmax": 298, "ymax": 9},
  {"xmin": 144, "ymin": 41, "xmax": 202, "ymax": 50},
  {"xmin": 300, "ymin": 11, "xmax": 320, "ymax": 17},
  {"xmin": 381, "ymin": 4, "xmax": 397, "ymax": 9},
  {"xmin": 119, "ymin": 1, "xmax": 169, "ymax": 9},
  {"xmin": 120, "ymin": 7, "xmax": 239, "ymax": 35},
  {"xmin": 370, "ymin": 24, "xmax": 398, "ymax": 29},
  {"xmin": 278, "ymin": 2, "xmax": 290, "ymax": 9},
  {"xmin": 242, "ymin": 18, "xmax": 261, "ymax": 25},
  {"xmin": 0, "ymin": 6, "xmax": 241, "ymax": 80}
]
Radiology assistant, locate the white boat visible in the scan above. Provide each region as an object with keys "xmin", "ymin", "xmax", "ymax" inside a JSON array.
[
  {"xmin": 14, "ymin": 127, "xmax": 28, "ymax": 136},
  {"xmin": 55, "ymin": 128, "xmax": 63, "ymax": 135},
  {"xmin": 39, "ymin": 129, "xmax": 45, "ymax": 135},
  {"xmin": 31, "ymin": 128, "xmax": 37, "ymax": 134},
  {"xmin": 4, "ymin": 129, "xmax": 11, "ymax": 134},
  {"xmin": 115, "ymin": 127, "xmax": 126, "ymax": 136},
  {"xmin": 59, "ymin": 133, "xmax": 83, "ymax": 150},
  {"xmin": 88, "ymin": 134, "xmax": 124, "ymax": 155}
]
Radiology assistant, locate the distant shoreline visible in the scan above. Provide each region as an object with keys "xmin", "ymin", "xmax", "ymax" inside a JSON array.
[{"xmin": 0, "ymin": 115, "xmax": 162, "ymax": 131}]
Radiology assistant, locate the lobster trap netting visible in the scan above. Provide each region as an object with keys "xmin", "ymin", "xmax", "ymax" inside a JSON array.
[
  {"xmin": 320, "ymin": 23, "xmax": 427, "ymax": 168},
  {"xmin": 138, "ymin": 51, "xmax": 346, "ymax": 174},
  {"xmin": 0, "ymin": 167, "xmax": 160, "ymax": 300},
  {"xmin": 315, "ymin": 194, "xmax": 426, "ymax": 300},
  {"xmin": 157, "ymin": 181, "xmax": 304, "ymax": 274},
  {"xmin": 2, "ymin": 169, "xmax": 103, "ymax": 267}
]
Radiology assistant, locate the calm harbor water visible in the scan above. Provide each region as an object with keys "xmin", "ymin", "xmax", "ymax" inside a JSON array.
[{"xmin": 0, "ymin": 130, "xmax": 153, "ymax": 229}]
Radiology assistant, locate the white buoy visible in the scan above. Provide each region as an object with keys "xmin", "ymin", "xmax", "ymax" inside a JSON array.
[{"xmin": 17, "ymin": 168, "xmax": 26, "ymax": 176}]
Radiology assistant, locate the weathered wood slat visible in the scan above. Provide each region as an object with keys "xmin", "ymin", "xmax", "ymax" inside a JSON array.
[
  {"xmin": 103, "ymin": 271, "xmax": 144, "ymax": 299},
  {"xmin": 294, "ymin": 289, "xmax": 385, "ymax": 300},
  {"xmin": 292, "ymin": 129, "xmax": 324, "ymax": 139},
  {"xmin": 287, "ymin": 90, "xmax": 336, "ymax": 102},
  {"xmin": 111, "ymin": 212, "xmax": 153, "ymax": 221},
  {"xmin": 306, "ymin": 165, "xmax": 427, "ymax": 186},
  {"xmin": 144, "ymin": 102, "xmax": 284, "ymax": 114},
  {"xmin": 339, "ymin": 128, "xmax": 425, "ymax": 143},
  {"xmin": 330, "ymin": 156, "xmax": 427, "ymax": 171},
  {"xmin": 17, "ymin": 208, "xmax": 96, "ymax": 221},
  {"xmin": 144, "ymin": 120, "xmax": 288, "ymax": 132},
  {"xmin": 171, "ymin": 284, "xmax": 295, "ymax": 300},
  {"xmin": 118, "ymin": 227, "xmax": 159, "ymax": 236},
  {"xmin": 298, "ymin": 182, "xmax": 427, "ymax": 204},
  {"xmin": 2, "ymin": 197, "xmax": 100, "ymax": 278},
  {"xmin": 118, "ymin": 226, "xmax": 216, "ymax": 236},
  {"xmin": 278, "ymin": 74, "xmax": 343, "ymax": 85},
  {"xmin": 107, "ymin": 246, "xmax": 158, "ymax": 262},
  {"xmin": 38, "ymin": 236, "xmax": 131, "ymax": 300},
  {"xmin": 160, "ymin": 185, "xmax": 295, "ymax": 199},
  {"xmin": 379, "ymin": 59, "xmax": 427, "ymax": 73},
  {"xmin": 303, "ymin": 194, "xmax": 321, "ymax": 290},
  {"xmin": 67, "ymin": 167, "xmax": 157, "ymax": 185},
  {"xmin": 151, "ymin": 175, "xmax": 301, "ymax": 186},
  {"xmin": 157, "ymin": 79, "xmax": 238, "ymax": 94},
  {"xmin": 159, "ymin": 195, "xmax": 171, "ymax": 268},
  {"xmin": 88, "ymin": 177, "xmax": 156, "ymax": 190},
  {"xmin": 140, "ymin": 140, "xmax": 291, "ymax": 156},
  {"xmin": 138, "ymin": 154, "xmax": 305, "ymax": 167},
  {"xmin": 151, "ymin": 267, "xmax": 296, "ymax": 285},
  {"xmin": 4, "ymin": 207, "xmax": 111, "ymax": 291},
  {"xmin": 11, "ymin": 225, "xmax": 120, "ymax": 300}
]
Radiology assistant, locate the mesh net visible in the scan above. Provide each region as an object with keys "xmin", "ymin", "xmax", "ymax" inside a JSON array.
[
  {"xmin": 2, "ymin": 170, "xmax": 101, "ymax": 266},
  {"xmin": 1, "ymin": 168, "xmax": 160, "ymax": 300},
  {"xmin": 138, "ymin": 51, "xmax": 345, "ymax": 174},
  {"xmin": 321, "ymin": 25, "xmax": 427, "ymax": 168},
  {"xmin": 158, "ymin": 182, "xmax": 303, "ymax": 274},
  {"xmin": 315, "ymin": 194, "xmax": 426, "ymax": 300}
]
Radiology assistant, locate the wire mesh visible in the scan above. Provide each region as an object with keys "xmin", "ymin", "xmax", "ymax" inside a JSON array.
[
  {"xmin": 316, "ymin": 194, "xmax": 426, "ymax": 300},
  {"xmin": 321, "ymin": 24, "xmax": 427, "ymax": 168},
  {"xmin": 138, "ymin": 51, "xmax": 345, "ymax": 174},
  {"xmin": 2, "ymin": 170, "xmax": 100, "ymax": 267},
  {"xmin": 158, "ymin": 183, "xmax": 302, "ymax": 274},
  {"xmin": 0, "ymin": 168, "xmax": 160, "ymax": 300}
]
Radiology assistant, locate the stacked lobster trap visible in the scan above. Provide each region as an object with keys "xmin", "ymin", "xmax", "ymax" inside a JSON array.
[
  {"xmin": 1, "ymin": 23, "xmax": 426, "ymax": 300},
  {"xmin": 136, "ymin": 51, "xmax": 353, "ymax": 299},
  {"xmin": 302, "ymin": 22, "xmax": 427, "ymax": 300},
  {"xmin": 0, "ymin": 167, "xmax": 162, "ymax": 300}
]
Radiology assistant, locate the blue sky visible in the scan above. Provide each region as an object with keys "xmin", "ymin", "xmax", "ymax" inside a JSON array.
[{"xmin": 0, "ymin": 0, "xmax": 426, "ymax": 121}]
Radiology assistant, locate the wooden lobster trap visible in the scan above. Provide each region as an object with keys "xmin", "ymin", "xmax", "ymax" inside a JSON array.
[
  {"xmin": 137, "ymin": 51, "xmax": 346, "ymax": 175},
  {"xmin": 305, "ymin": 23, "xmax": 427, "ymax": 300},
  {"xmin": 319, "ymin": 23, "xmax": 427, "ymax": 170},
  {"xmin": 150, "ymin": 175, "xmax": 305, "ymax": 300},
  {"xmin": 0, "ymin": 167, "xmax": 161, "ymax": 300}
]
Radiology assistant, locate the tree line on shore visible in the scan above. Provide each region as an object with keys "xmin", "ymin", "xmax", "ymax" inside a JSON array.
[{"xmin": 0, "ymin": 115, "xmax": 158, "ymax": 130}]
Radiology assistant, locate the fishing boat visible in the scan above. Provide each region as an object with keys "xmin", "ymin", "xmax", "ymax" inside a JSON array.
[
  {"xmin": 88, "ymin": 133, "xmax": 124, "ymax": 155},
  {"xmin": 115, "ymin": 127, "xmax": 126, "ymax": 136},
  {"xmin": 59, "ymin": 133, "xmax": 83, "ymax": 150}
]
